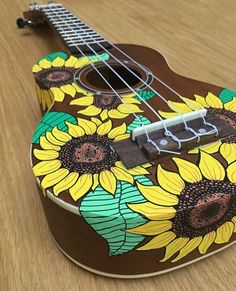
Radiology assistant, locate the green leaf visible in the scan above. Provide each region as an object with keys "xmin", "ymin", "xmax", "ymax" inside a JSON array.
[
  {"xmin": 80, "ymin": 176, "xmax": 152, "ymax": 256},
  {"xmin": 88, "ymin": 52, "xmax": 110, "ymax": 62},
  {"xmin": 219, "ymin": 88, "xmax": 236, "ymax": 103},
  {"xmin": 32, "ymin": 112, "xmax": 77, "ymax": 144},
  {"xmin": 127, "ymin": 114, "xmax": 151, "ymax": 133},
  {"xmin": 134, "ymin": 90, "xmax": 156, "ymax": 102},
  {"xmin": 36, "ymin": 51, "xmax": 68, "ymax": 64}
]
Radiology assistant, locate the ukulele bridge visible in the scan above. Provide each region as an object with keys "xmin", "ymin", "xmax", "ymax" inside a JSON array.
[{"xmin": 113, "ymin": 109, "xmax": 235, "ymax": 169}]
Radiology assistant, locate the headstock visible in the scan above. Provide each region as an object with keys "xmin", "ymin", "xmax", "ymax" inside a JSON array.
[{"xmin": 16, "ymin": 1, "xmax": 61, "ymax": 28}]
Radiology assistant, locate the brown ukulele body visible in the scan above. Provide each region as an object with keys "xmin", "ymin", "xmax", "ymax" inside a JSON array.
[
  {"xmin": 31, "ymin": 44, "xmax": 236, "ymax": 277},
  {"xmin": 19, "ymin": 3, "xmax": 236, "ymax": 278}
]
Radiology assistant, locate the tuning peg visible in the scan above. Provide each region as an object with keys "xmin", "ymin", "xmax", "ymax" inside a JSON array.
[{"xmin": 16, "ymin": 18, "xmax": 32, "ymax": 28}]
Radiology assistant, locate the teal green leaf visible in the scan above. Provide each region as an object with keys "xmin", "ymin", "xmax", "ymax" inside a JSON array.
[
  {"xmin": 134, "ymin": 90, "xmax": 156, "ymax": 102},
  {"xmin": 127, "ymin": 114, "xmax": 151, "ymax": 133},
  {"xmin": 36, "ymin": 51, "xmax": 68, "ymax": 64},
  {"xmin": 32, "ymin": 112, "xmax": 77, "ymax": 144},
  {"xmin": 219, "ymin": 88, "xmax": 236, "ymax": 103},
  {"xmin": 80, "ymin": 176, "xmax": 152, "ymax": 256},
  {"xmin": 88, "ymin": 52, "xmax": 110, "ymax": 62}
]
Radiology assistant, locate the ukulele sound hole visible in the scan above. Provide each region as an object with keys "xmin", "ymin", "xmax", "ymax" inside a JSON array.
[
  {"xmin": 86, "ymin": 65, "xmax": 141, "ymax": 90},
  {"xmin": 74, "ymin": 60, "xmax": 153, "ymax": 95}
]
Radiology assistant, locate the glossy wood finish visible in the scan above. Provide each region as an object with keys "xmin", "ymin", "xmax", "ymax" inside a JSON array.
[{"xmin": 1, "ymin": 0, "xmax": 236, "ymax": 290}]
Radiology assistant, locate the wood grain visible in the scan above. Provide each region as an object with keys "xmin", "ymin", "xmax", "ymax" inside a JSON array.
[{"xmin": 1, "ymin": 0, "xmax": 235, "ymax": 290}]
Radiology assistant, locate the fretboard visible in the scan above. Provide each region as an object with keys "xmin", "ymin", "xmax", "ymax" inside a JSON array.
[{"xmin": 41, "ymin": 4, "xmax": 112, "ymax": 55}]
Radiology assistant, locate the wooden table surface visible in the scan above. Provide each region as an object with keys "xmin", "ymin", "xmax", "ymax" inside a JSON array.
[{"xmin": 1, "ymin": 0, "xmax": 236, "ymax": 290}]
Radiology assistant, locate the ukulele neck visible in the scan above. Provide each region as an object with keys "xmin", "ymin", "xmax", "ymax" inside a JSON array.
[{"xmin": 29, "ymin": 3, "xmax": 112, "ymax": 55}]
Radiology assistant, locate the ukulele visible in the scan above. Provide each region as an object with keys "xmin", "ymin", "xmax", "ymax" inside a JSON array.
[{"xmin": 18, "ymin": 2, "xmax": 236, "ymax": 278}]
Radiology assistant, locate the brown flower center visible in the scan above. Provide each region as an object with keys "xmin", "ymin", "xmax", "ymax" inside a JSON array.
[
  {"xmin": 35, "ymin": 67, "xmax": 76, "ymax": 88},
  {"xmin": 58, "ymin": 134, "xmax": 118, "ymax": 174},
  {"xmin": 172, "ymin": 180, "xmax": 236, "ymax": 238},
  {"xmin": 94, "ymin": 94, "xmax": 121, "ymax": 109},
  {"xmin": 208, "ymin": 107, "xmax": 236, "ymax": 125}
]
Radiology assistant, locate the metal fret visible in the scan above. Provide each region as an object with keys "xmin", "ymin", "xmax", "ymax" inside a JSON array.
[
  {"xmin": 63, "ymin": 34, "xmax": 101, "ymax": 40},
  {"xmin": 61, "ymin": 31, "xmax": 100, "ymax": 38},
  {"xmin": 68, "ymin": 40, "xmax": 106, "ymax": 46}
]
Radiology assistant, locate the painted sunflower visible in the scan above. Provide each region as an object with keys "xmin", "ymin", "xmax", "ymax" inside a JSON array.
[
  {"xmin": 33, "ymin": 54, "xmax": 90, "ymax": 111},
  {"xmin": 158, "ymin": 92, "xmax": 236, "ymax": 163},
  {"xmin": 32, "ymin": 118, "xmax": 150, "ymax": 201},
  {"xmin": 128, "ymin": 152, "xmax": 236, "ymax": 262},
  {"xmin": 70, "ymin": 93, "xmax": 143, "ymax": 121}
]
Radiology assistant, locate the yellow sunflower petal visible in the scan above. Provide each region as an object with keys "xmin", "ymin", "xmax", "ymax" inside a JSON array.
[
  {"xmin": 35, "ymin": 83, "xmax": 42, "ymax": 103},
  {"xmin": 65, "ymin": 122, "xmax": 85, "ymax": 138},
  {"xmin": 128, "ymin": 220, "xmax": 172, "ymax": 236},
  {"xmin": 73, "ymin": 57, "xmax": 89, "ymax": 68},
  {"xmin": 52, "ymin": 56, "xmax": 65, "ymax": 67},
  {"xmin": 77, "ymin": 118, "xmax": 97, "ymax": 135},
  {"xmin": 91, "ymin": 117, "xmax": 102, "ymax": 126},
  {"xmin": 173, "ymin": 158, "xmax": 202, "ymax": 183},
  {"xmin": 46, "ymin": 132, "xmax": 65, "ymax": 146},
  {"xmin": 121, "ymin": 93, "xmax": 136, "ymax": 98},
  {"xmin": 224, "ymin": 98, "xmax": 236, "ymax": 112},
  {"xmin": 41, "ymin": 168, "xmax": 69, "ymax": 189},
  {"xmin": 64, "ymin": 55, "xmax": 79, "ymax": 67},
  {"xmin": 205, "ymin": 92, "xmax": 223, "ymax": 108},
  {"xmin": 220, "ymin": 143, "xmax": 236, "ymax": 164},
  {"xmin": 198, "ymin": 231, "xmax": 216, "ymax": 254},
  {"xmin": 214, "ymin": 222, "xmax": 234, "ymax": 244},
  {"xmin": 158, "ymin": 111, "xmax": 180, "ymax": 119},
  {"xmin": 108, "ymin": 109, "xmax": 129, "ymax": 119},
  {"xmin": 199, "ymin": 140, "xmax": 222, "ymax": 154},
  {"xmin": 38, "ymin": 58, "xmax": 52, "ymax": 69},
  {"xmin": 69, "ymin": 174, "xmax": 93, "ymax": 201},
  {"xmin": 172, "ymin": 236, "xmax": 202, "ymax": 262},
  {"xmin": 33, "ymin": 149, "xmax": 59, "ymax": 161},
  {"xmin": 53, "ymin": 172, "xmax": 79, "ymax": 196},
  {"xmin": 92, "ymin": 173, "xmax": 99, "ymax": 191},
  {"xmin": 137, "ymin": 231, "xmax": 176, "ymax": 251},
  {"xmin": 227, "ymin": 161, "xmax": 236, "ymax": 183},
  {"xmin": 78, "ymin": 105, "xmax": 102, "ymax": 116},
  {"xmin": 137, "ymin": 183, "xmax": 179, "ymax": 206},
  {"xmin": 194, "ymin": 94, "xmax": 209, "ymax": 108},
  {"xmin": 188, "ymin": 147, "xmax": 199, "ymax": 154},
  {"xmin": 50, "ymin": 87, "xmax": 65, "ymax": 102},
  {"xmin": 160, "ymin": 237, "xmax": 189, "ymax": 262},
  {"xmin": 39, "ymin": 136, "xmax": 61, "ymax": 151},
  {"xmin": 117, "ymin": 103, "xmax": 143, "ymax": 114},
  {"xmin": 231, "ymin": 217, "xmax": 236, "ymax": 232},
  {"xmin": 157, "ymin": 165, "xmax": 185, "ymax": 195},
  {"xmin": 115, "ymin": 161, "xmax": 149, "ymax": 175},
  {"xmin": 199, "ymin": 151, "xmax": 225, "ymax": 180},
  {"xmin": 114, "ymin": 133, "xmax": 130, "ymax": 142},
  {"xmin": 100, "ymin": 109, "xmax": 108, "ymax": 121},
  {"xmin": 99, "ymin": 170, "xmax": 117, "ymax": 194},
  {"xmin": 128, "ymin": 202, "xmax": 176, "ymax": 221},
  {"xmin": 60, "ymin": 84, "xmax": 76, "ymax": 97},
  {"xmin": 70, "ymin": 96, "xmax": 94, "ymax": 106},
  {"xmin": 111, "ymin": 166, "xmax": 134, "ymax": 184},
  {"xmin": 52, "ymin": 127, "xmax": 72, "ymax": 143},
  {"xmin": 167, "ymin": 100, "xmax": 192, "ymax": 113},
  {"xmin": 181, "ymin": 97, "xmax": 204, "ymax": 110},
  {"xmin": 108, "ymin": 123, "xmax": 126, "ymax": 139},
  {"xmin": 122, "ymin": 97, "xmax": 141, "ymax": 104},
  {"xmin": 97, "ymin": 120, "xmax": 112, "ymax": 136},
  {"xmin": 32, "ymin": 160, "xmax": 61, "ymax": 176},
  {"xmin": 72, "ymin": 83, "xmax": 88, "ymax": 95},
  {"xmin": 43, "ymin": 90, "xmax": 52, "ymax": 109},
  {"xmin": 32, "ymin": 64, "xmax": 42, "ymax": 73}
]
